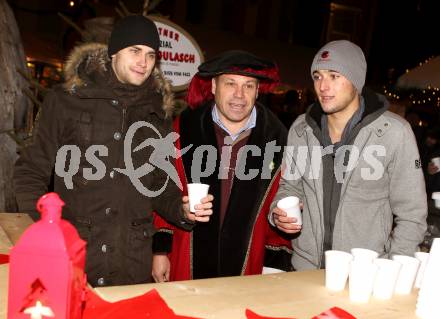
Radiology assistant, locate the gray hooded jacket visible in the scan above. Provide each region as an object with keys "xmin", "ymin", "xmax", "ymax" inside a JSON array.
[{"xmin": 270, "ymin": 89, "xmax": 427, "ymax": 270}]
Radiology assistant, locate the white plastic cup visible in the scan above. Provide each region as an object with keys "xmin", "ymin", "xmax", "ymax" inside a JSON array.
[
  {"xmin": 262, "ymin": 267, "xmax": 285, "ymax": 274},
  {"xmin": 417, "ymin": 239, "xmax": 440, "ymax": 317},
  {"xmin": 350, "ymin": 248, "xmax": 379, "ymax": 263},
  {"xmin": 392, "ymin": 255, "xmax": 420, "ymax": 294},
  {"xmin": 349, "ymin": 260, "xmax": 378, "ymax": 303},
  {"xmin": 431, "ymin": 157, "xmax": 440, "ymax": 168},
  {"xmin": 325, "ymin": 250, "xmax": 353, "ymax": 291},
  {"xmin": 419, "ymin": 239, "xmax": 440, "ymax": 294},
  {"xmin": 372, "ymin": 258, "xmax": 401, "ymax": 300},
  {"xmin": 277, "ymin": 196, "xmax": 302, "ymax": 225},
  {"xmin": 414, "ymin": 252, "xmax": 430, "ymax": 289},
  {"xmin": 432, "ymin": 192, "xmax": 440, "ymax": 209},
  {"xmin": 187, "ymin": 183, "xmax": 210, "ymax": 212}
]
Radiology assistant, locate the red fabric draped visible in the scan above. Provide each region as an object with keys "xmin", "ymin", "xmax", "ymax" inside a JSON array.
[{"xmin": 0, "ymin": 254, "xmax": 9, "ymax": 264}]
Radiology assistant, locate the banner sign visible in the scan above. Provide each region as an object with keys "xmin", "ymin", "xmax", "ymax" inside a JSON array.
[{"xmin": 150, "ymin": 16, "xmax": 204, "ymax": 91}]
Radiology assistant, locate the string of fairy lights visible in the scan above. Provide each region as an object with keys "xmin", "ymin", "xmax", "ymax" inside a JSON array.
[
  {"xmin": 382, "ymin": 56, "xmax": 440, "ymax": 107},
  {"xmin": 383, "ymin": 86, "xmax": 440, "ymax": 107}
]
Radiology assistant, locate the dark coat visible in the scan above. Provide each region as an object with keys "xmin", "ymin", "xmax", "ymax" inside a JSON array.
[
  {"xmin": 14, "ymin": 43, "xmax": 191, "ymax": 287},
  {"xmin": 154, "ymin": 102, "xmax": 293, "ymax": 280}
]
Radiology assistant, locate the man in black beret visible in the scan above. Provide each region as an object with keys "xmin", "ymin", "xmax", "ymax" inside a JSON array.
[
  {"xmin": 152, "ymin": 50, "xmax": 292, "ymax": 281},
  {"xmin": 14, "ymin": 15, "xmax": 213, "ymax": 287}
]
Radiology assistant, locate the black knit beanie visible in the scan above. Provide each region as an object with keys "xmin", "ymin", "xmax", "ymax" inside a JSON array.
[{"xmin": 108, "ymin": 15, "xmax": 160, "ymax": 57}]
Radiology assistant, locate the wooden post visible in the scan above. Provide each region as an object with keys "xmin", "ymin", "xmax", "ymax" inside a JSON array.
[{"xmin": 0, "ymin": 0, "xmax": 32, "ymax": 212}]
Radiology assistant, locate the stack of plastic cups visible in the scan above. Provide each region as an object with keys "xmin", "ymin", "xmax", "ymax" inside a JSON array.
[
  {"xmin": 414, "ymin": 252, "xmax": 430, "ymax": 289},
  {"xmin": 416, "ymin": 238, "xmax": 440, "ymax": 318},
  {"xmin": 372, "ymin": 258, "xmax": 401, "ymax": 300},
  {"xmin": 392, "ymin": 255, "xmax": 420, "ymax": 294},
  {"xmin": 348, "ymin": 248, "xmax": 379, "ymax": 303}
]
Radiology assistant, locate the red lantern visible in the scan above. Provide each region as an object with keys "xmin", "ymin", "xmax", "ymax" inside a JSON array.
[{"xmin": 8, "ymin": 193, "xmax": 87, "ymax": 318}]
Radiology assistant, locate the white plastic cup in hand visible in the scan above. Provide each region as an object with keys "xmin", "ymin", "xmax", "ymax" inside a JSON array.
[
  {"xmin": 349, "ymin": 260, "xmax": 378, "ymax": 303},
  {"xmin": 325, "ymin": 250, "xmax": 353, "ymax": 291},
  {"xmin": 277, "ymin": 196, "xmax": 302, "ymax": 225},
  {"xmin": 432, "ymin": 192, "xmax": 440, "ymax": 209},
  {"xmin": 392, "ymin": 255, "xmax": 420, "ymax": 294},
  {"xmin": 187, "ymin": 183, "xmax": 210, "ymax": 213},
  {"xmin": 351, "ymin": 248, "xmax": 379, "ymax": 263},
  {"xmin": 431, "ymin": 157, "xmax": 440, "ymax": 169},
  {"xmin": 414, "ymin": 252, "xmax": 430, "ymax": 289},
  {"xmin": 372, "ymin": 258, "xmax": 401, "ymax": 300}
]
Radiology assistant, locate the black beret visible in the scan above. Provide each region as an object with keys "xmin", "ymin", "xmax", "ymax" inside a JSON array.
[
  {"xmin": 186, "ymin": 50, "xmax": 280, "ymax": 108},
  {"xmin": 197, "ymin": 50, "xmax": 277, "ymax": 80}
]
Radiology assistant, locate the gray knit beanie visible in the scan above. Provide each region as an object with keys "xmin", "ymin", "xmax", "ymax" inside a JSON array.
[{"xmin": 310, "ymin": 40, "xmax": 367, "ymax": 93}]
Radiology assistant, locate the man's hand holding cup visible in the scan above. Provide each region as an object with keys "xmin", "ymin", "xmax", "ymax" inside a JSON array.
[
  {"xmin": 182, "ymin": 183, "xmax": 213, "ymax": 222},
  {"xmin": 273, "ymin": 196, "xmax": 303, "ymax": 234}
]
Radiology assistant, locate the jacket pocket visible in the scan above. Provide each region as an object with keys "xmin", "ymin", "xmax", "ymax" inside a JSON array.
[
  {"xmin": 344, "ymin": 183, "xmax": 389, "ymax": 202},
  {"xmin": 338, "ymin": 200, "xmax": 388, "ymax": 255},
  {"xmin": 292, "ymin": 242, "xmax": 320, "ymax": 269},
  {"xmin": 127, "ymin": 218, "xmax": 154, "ymax": 275},
  {"xmin": 78, "ymin": 111, "xmax": 92, "ymax": 147},
  {"xmin": 72, "ymin": 174, "xmax": 101, "ymax": 190},
  {"xmin": 130, "ymin": 218, "xmax": 155, "ymax": 242},
  {"xmin": 379, "ymin": 202, "xmax": 393, "ymax": 254},
  {"xmin": 77, "ymin": 110, "xmax": 114, "ymax": 147},
  {"xmin": 72, "ymin": 174, "xmax": 89, "ymax": 187}
]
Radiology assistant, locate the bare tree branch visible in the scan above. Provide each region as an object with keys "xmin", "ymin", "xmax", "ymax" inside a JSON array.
[
  {"xmin": 115, "ymin": 7, "xmax": 125, "ymax": 18},
  {"xmin": 16, "ymin": 68, "xmax": 49, "ymax": 95},
  {"xmin": 6, "ymin": 131, "xmax": 25, "ymax": 147},
  {"xmin": 148, "ymin": 0, "xmax": 163, "ymax": 12},
  {"xmin": 22, "ymin": 88, "xmax": 43, "ymax": 110},
  {"xmin": 118, "ymin": 1, "xmax": 131, "ymax": 16},
  {"xmin": 143, "ymin": 0, "xmax": 150, "ymax": 16},
  {"xmin": 28, "ymin": 107, "xmax": 42, "ymax": 138},
  {"xmin": 58, "ymin": 12, "xmax": 85, "ymax": 37},
  {"xmin": 0, "ymin": 129, "xmax": 24, "ymax": 147}
]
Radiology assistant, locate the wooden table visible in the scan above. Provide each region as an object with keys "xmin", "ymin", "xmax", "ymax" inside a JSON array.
[
  {"xmin": 0, "ymin": 213, "xmax": 420, "ymax": 319},
  {"xmin": 94, "ymin": 270, "xmax": 419, "ymax": 319}
]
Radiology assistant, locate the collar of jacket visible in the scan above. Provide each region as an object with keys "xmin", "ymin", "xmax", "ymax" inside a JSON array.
[
  {"xmin": 297, "ymin": 87, "xmax": 389, "ymax": 137},
  {"xmin": 62, "ymin": 42, "xmax": 175, "ymax": 118}
]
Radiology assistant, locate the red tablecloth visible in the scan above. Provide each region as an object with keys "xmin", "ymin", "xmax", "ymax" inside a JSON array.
[{"xmin": 0, "ymin": 254, "xmax": 9, "ymax": 264}]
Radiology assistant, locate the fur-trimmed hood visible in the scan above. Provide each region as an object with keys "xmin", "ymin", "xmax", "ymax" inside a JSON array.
[{"xmin": 62, "ymin": 42, "xmax": 175, "ymax": 117}]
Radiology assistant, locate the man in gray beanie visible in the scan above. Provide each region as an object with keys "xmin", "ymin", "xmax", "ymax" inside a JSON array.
[
  {"xmin": 14, "ymin": 15, "xmax": 213, "ymax": 286},
  {"xmin": 270, "ymin": 39, "xmax": 427, "ymax": 270}
]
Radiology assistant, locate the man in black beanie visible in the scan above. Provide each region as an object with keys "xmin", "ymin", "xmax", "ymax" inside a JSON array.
[
  {"xmin": 14, "ymin": 15, "xmax": 213, "ymax": 287},
  {"xmin": 107, "ymin": 15, "xmax": 160, "ymax": 86}
]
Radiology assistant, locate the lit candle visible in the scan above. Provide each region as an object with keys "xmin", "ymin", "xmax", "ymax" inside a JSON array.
[{"xmin": 23, "ymin": 301, "xmax": 54, "ymax": 319}]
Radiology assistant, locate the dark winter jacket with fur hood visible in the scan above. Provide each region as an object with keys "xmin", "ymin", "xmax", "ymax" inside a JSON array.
[{"xmin": 14, "ymin": 43, "xmax": 192, "ymax": 287}]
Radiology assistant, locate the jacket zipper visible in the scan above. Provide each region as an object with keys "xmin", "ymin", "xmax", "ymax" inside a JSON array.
[
  {"xmin": 121, "ymin": 107, "xmax": 127, "ymax": 133},
  {"xmin": 304, "ymin": 130, "xmax": 325, "ymax": 268}
]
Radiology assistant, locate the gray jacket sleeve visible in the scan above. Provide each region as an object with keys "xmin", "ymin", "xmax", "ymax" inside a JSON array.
[{"xmin": 388, "ymin": 121, "xmax": 427, "ymax": 256}]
